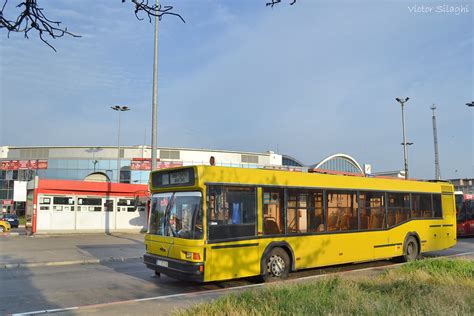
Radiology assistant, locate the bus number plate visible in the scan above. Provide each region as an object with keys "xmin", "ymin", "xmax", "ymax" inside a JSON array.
[{"xmin": 156, "ymin": 259, "xmax": 168, "ymax": 268}]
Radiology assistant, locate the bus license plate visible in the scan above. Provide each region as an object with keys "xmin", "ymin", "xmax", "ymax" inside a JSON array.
[{"xmin": 156, "ymin": 259, "xmax": 168, "ymax": 268}]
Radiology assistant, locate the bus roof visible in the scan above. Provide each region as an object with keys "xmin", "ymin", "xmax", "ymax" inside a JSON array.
[{"xmin": 150, "ymin": 165, "xmax": 452, "ymax": 194}]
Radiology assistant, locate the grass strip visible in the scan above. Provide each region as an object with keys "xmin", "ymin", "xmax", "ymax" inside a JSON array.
[{"xmin": 176, "ymin": 258, "xmax": 474, "ymax": 316}]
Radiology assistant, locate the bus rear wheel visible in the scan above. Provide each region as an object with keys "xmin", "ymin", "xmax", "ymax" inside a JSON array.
[
  {"xmin": 262, "ymin": 247, "xmax": 290, "ymax": 282},
  {"xmin": 403, "ymin": 236, "xmax": 420, "ymax": 262}
]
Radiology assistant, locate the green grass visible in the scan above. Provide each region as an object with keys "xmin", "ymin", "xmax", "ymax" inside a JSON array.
[
  {"xmin": 18, "ymin": 215, "xmax": 26, "ymax": 226},
  {"xmin": 176, "ymin": 258, "xmax": 474, "ymax": 316}
]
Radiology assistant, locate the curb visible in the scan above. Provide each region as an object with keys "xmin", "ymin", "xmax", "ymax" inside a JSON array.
[
  {"xmin": 0, "ymin": 256, "xmax": 143, "ymax": 269},
  {"xmin": 1, "ymin": 232, "xmax": 21, "ymax": 237}
]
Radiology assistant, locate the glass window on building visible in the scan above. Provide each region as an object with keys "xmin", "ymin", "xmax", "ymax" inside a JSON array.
[
  {"xmin": 47, "ymin": 159, "xmax": 60, "ymax": 169},
  {"xmin": 77, "ymin": 160, "xmax": 89, "ymax": 169},
  {"xmin": 66, "ymin": 160, "xmax": 79, "ymax": 170},
  {"xmin": 0, "ymin": 190, "xmax": 9, "ymax": 199},
  {"xmin": 109, "ymin": 160, "xmax": 117, "ymax": 170},
  {"xmin": 57, "ymin": 159, "xmax": 68, "ymax": 169}
]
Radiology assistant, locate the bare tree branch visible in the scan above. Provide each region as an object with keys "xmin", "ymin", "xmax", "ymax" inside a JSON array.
[
  {"xmin": 266, "ymin": 0, "xmax": 296, "ymax": 8},
  {"xmin": 128, "ymin": 0, "xmax": 185, "ymax": 23},
  {"xmin": 0, "ymin": 0, "xmax": 294, "ymax": 51},
  {"xmin": 0, "ymin": 0, "xmax": 80, "ymax": 51},
  {"xmin": 0, "ymin": 0, "xmax": 185, "ymax": 51}
]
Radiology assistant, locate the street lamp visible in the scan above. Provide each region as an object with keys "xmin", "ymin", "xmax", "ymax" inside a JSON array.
[
  {"xmin": 110, "ymin": 105, "xmax": 131, "ymax": 183},
  {"xmin": 151, "ymin": 0, "xmax": 159, "ymax": 171},
  {"xmin": 395, "ymin": 97, "xmax": 410, "ymax": 179},
  {"xmin": 466, "ymin": 101, "xmax": 474, "ymax": 107}
]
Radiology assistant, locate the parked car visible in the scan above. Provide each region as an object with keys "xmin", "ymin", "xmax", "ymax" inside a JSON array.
[
  {"xmin": 0, "ymin": 219, "xmax": 11, "ymax": 233},
  {"xmin": 0, "ymin": 214, "xmax": 19, "ymax": 228}
]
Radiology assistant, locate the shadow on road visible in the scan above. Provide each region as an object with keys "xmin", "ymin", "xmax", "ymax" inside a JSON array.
[{"xmin": 0, "ymin": 255, "xmax": 61, "ymax": 315}]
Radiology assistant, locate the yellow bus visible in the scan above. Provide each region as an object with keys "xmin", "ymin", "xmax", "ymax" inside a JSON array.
[{"xmin": 143, "ymin": 166, "xmax": 456, "ymax": 282}]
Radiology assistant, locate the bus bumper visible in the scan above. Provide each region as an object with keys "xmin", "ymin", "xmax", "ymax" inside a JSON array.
[{"xmin": 143, "ymin": 253, "xmax": 204, "ymax": 282}]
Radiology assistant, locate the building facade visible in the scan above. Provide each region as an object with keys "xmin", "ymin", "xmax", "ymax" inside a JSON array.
[
  {"xmin": 449, "ymin": 178, "xmax": 474, "ymax": 194},
  {"xmin": 0, "ymin": 146, "xmax": 290, "ymax": 214}
]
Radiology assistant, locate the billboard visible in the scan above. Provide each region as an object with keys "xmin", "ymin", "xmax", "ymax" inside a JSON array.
[
  {"xmin": 0, "ymin": 160, "xmax": 48, "ymax": 170},
  {"xmin": 131, "ymin": 158, "xmax": 182, "ymax": 171},
  {"xmin": 13, "ymin": 181, "xmax": 28, "ymax": 202}
]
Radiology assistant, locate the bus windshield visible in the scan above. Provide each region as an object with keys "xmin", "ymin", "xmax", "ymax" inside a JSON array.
[
  {"xmin": 458, "ymin": 200, "xmax": 473, "ymax": 223},
  {"xmin": 455, "ymin": 194, "xmax": 464, "ymax": 213},
  {"xmin": 148, "ymin": 191, "xmax": 203, "ymax": 239}
]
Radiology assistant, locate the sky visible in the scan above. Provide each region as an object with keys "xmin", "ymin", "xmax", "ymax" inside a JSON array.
[{"xmin": 0, "ymin": 0, "xmax": 472, "ymax": 179}]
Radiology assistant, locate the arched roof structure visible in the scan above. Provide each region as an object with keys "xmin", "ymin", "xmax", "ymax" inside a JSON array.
[
  {"xmin": 311, "ymin": 153, "xmax": 364, "ymax": 175},
  {"xmin": 84, "ymin": 172, "xmax": 111, "ymax": 182},
  {"xmin": 282, "ymin": 154, "xmax": 305, "ymax": 167}
]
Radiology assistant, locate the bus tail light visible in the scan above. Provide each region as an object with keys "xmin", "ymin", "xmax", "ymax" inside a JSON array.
[
  {"xmin": 184, "ymin": 252, "xmax": 201, "ymax": 261},
  {"xmin": 199, "ymin": 265, "xmax": 204, "ymax": 273}
]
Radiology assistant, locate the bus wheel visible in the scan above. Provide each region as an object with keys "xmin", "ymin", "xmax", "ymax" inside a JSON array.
[
  {"xmin": 262, "ymin": 247, "xmax": 290, "ymax": 282},
  {"xmin": 403, "ymin": 236, "xmax": 419, "ymax": 262}
]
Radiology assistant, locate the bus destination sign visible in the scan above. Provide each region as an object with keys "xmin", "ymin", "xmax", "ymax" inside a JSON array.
[{"xmin": 152, "ymin": 168, "xmax": 195, "ymax": 188}]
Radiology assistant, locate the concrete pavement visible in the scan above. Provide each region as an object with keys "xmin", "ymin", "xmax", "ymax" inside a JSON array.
[
  {"xmin": 0, "ymin": 237, "xmax": 472, "ymax": 315},
  {"xmin": 0, "ymin": 233, "xmax": 145, "ymax": 269},
  {"xmin": 31, "ymin": 252, "xmax": 474, "ymax": 316}
]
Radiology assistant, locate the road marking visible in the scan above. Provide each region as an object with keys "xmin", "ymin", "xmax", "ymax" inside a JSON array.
[
  {"xmin": 447, "ymin": 251, "xmax": 474, "ymax": 257},
  {"xmin": 11, "ymin": 251, "xmax": 474, "ymax": 315},
  {"xmin": 1, "ymin": 256, "xmax": 143, "ymax": 270},
  {"xmin": 12, "ymin": 307, "xmax": 78, "ymax": 316}
]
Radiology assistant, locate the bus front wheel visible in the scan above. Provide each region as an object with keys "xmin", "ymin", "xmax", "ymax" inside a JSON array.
[
  {"xmin": 403, "ymin": 236, "xmax": 420, "ymax": 262},
  {"xmin": 262, "ymin": 247, "xmax": 290, "ymax": 282}
]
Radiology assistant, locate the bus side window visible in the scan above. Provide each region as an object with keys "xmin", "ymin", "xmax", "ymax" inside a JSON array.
[
  {"xmin": 412, "ymin": 194, "xmax": 432, "ymax": 218},
  {"xmin": 432, "ymin": 194, "xmax": 442, "ymax": 218},
  {"xmin": 263, "ymin": 189, "xmax": 284, "ymax": 235},
  {"xmin": 326, "ymin": 191, "xmax": 357, "ymax": 232},
  {"xmin": 207, "ymin": 185, "xmax": 256, "ymax": 240},
  {"xmin": 311, "ymin": 191, "xmax": 325, "ymax": 232},
  {"xmin": 359, "ymin": 192, "xmax": 385, "ymax": 230},
  {"xmin": 387, "ymin": 193, "xmax": 410, "ymax": 227},
  {"xmin": 467, "ymin": 201, "xmax": 474, "ymax": 220}
]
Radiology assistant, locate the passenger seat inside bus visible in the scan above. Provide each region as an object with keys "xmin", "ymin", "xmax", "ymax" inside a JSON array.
[{"xmin": 264, "ymin": 217, "xmax": 281, "ymax": 235}]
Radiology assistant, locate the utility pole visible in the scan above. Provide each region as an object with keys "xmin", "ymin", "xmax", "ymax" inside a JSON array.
[
  {"xmin": 395, "ymin": 97, "xmax": 411, "ymax": 179},
  {"xmin": 151, "ymin": 0, "xmax": 159, "ymax": 171},
  {"xmin": 431, "ymin": 105, "xmax": 441, "ymax": 180}
]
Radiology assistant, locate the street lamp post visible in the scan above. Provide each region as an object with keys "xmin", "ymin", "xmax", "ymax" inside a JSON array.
[
  {"xmin": 395, "ymin": 97, "xmax": 410, "ymax": 179},
  {"xmin": 111, "ymin": 106, "xmax": 131, "ymax": 183},
  {"xmin": 151, "ymin": 0, "xmax": 159, "ymax": 171},
  {"xmin": 400, "ymin": 142, "xmax": 413, "ymax": 179},
  {"xmin": 431, "ymin": 105, "xmax": 441, "ymax": 180}
]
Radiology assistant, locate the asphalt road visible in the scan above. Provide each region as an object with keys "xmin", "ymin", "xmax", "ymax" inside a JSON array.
[{"xmin": 1, "ymin": 238, "xmax": 473, "ymax": 315}]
